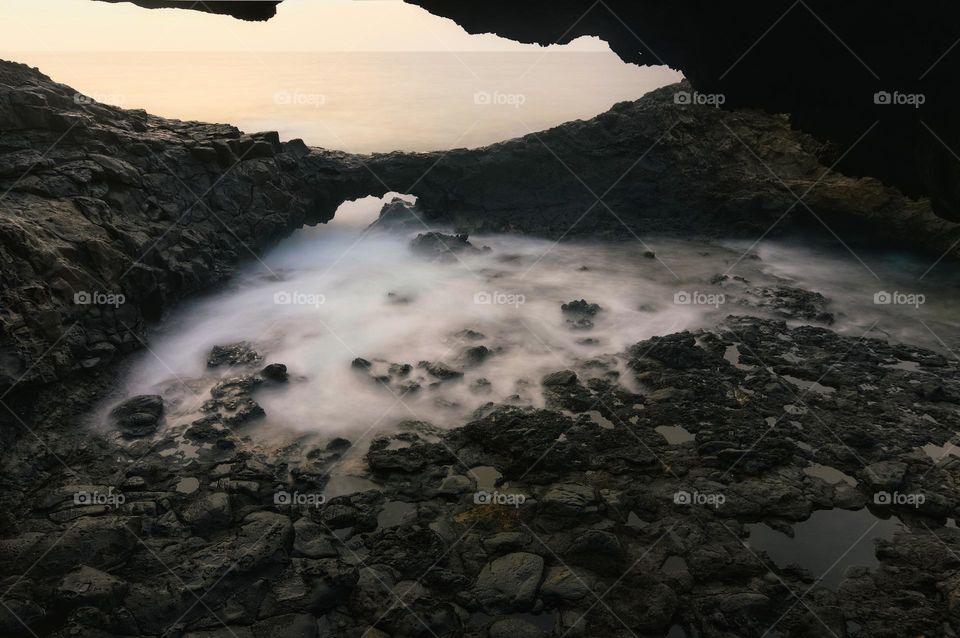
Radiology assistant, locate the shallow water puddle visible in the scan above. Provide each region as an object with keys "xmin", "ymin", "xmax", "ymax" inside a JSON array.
[
  {"xmin": 723, "ymin": 344, "xmax": 754, "ymax": 370},
  {"xmin": 884, "ymin": 360, "xmax": 923, "ymax": 372},
  {"xmin": 803, "ymin": 464, "xmax": 857, "ymax": 486},
  {"xmin": 378, "ymin": 500, "xmax": 417, "ymax": 528},
  {"xmin": 585, "ymin": 410, "xmax": 615, "ymax": 429},
  {"xmin": 656, "ymin": 424, "xmax": 695, "ymax": 445},
  {"xmin": 747, "ymin": 508, "xmax": 904, "ymax": 589},
  {"xmin": 469, "ymin": 466, "xmax": 503, "ymax": 492},
  {"xmin": 175, "ymin": 477, "xmax": 200, "ymax": 494},
  {"xmin": 782, "ymin": 375, "xmax": 836, "ymax": 396},
  {"xmin": 626, "ymin": 511, "xmax": 649, "ymax": 530},
  {"xmin": 922, "ymin": 440, "xmax": 960, "ymax": 463}
]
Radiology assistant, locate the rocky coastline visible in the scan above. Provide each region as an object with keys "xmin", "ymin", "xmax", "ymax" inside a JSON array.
[
  {"xmin": 2, "ymin": 59, "xmax": 960, "ymax": 638},
  {"xmin": 2, "ymin": 312, "xmax": 959, "ymax": 637},
  {"xmin": 2, "ymin": 60, "xmax": 957, "ymax": 415}
]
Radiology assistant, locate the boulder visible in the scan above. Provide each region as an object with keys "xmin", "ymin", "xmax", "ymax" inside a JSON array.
[
  {"xmin": 109, "ymin": 394, "xmax": 163, "ymax": 437},
  {"xmin": 473, "ymin": 552, "xmax": 544, "ymax": 612}
]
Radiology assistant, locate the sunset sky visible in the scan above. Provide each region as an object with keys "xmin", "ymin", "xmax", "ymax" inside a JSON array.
[{"xmin": 0, "ymin": 0, "xmax": 680, "ymax": 152}]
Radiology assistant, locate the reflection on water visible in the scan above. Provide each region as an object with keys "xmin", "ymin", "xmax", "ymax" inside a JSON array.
[
  {"xmin": 747, "ymin": 508, "xmax": 904, "ymax": 590},
  {"xmin": 111, "ymin": 194, "xmax": 960, "ymax": 442}
]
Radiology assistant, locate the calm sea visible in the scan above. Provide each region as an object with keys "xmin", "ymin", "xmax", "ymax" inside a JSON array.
[{"xmin": 13, "ymin": 51, "xmax": 681, "ymax": 153}]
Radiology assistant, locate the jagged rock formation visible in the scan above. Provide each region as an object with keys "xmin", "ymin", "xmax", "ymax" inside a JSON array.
[
  {"xmin": 404, "ymin": 1, "xmax": 960, "ymax": 220},
  {"xmin": 97, "ymin": 0, "xmax": 960, "ymax": 219},
  {"xmin": 1, "ymin": 60, "xmax": 956, "ymax": 416},
  {"xmin": 1, "ymin": 316, "xmax": 959, "ymax": 637},
  {"xmin": 94, "ymin": 0, "xmax": 280, "ymax": 21},
  {"xmin": 387, "ymin": 83, "xmax": 956, "ymax": 253},
  {"xmin": 0, "ymin": 61, "xmax": 425, "ymax": 406}
]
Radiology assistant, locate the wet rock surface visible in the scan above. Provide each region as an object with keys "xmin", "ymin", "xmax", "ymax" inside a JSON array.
[
  {"xmin": 2, "ymin": 59, "xmax": 957, "ymax": 416},
  {"xmin": 2, "ymin": 316, "xmax": 959, "ymax": 637},
  {"xmin": 3, "ymin": 58, "xmax": 960, "ymax": 638},
  {"xmin": 409, "ymin": 232, "xmax": 488, "ymax": 263}
]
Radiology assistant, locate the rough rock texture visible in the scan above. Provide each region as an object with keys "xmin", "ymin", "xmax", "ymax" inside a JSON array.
[
  {"xmin": 2, "ymin": 59, "xmax": 957, "ymax": 428},
  {"xmin": 103, "ymin": 0, "xmax": 960, "ymax": 219},
  {"xmin": 0, "ymin": 60, "xmax": 427, "ymax": 407},
  {"xmin": 403, "ymin": 1, "xmax": 960, "ymax": 220},
  {"xmin": 94, "ymin": 0, "xmax": 280, "ymax": 21},
  {"xmin": 390, "ymin": 83, "xmax": 958, "ymax": 257},
  {"xmin": 1, "ymin": 316, "xmax": 959, "ymax": 637}
]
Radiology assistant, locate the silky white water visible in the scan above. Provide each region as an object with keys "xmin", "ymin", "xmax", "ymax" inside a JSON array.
[{"xmin": 114, "ymin": 195, "xmax": 960, "ymax": 442}]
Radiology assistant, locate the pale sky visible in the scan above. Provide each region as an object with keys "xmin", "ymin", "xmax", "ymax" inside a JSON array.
[
  {"xmin": 0, "ymin": 0, "xmax": 611, "ymax": 53},
  {"xmin": 0, "ymin": 0, "xmax": 682, "ymax": 153}
]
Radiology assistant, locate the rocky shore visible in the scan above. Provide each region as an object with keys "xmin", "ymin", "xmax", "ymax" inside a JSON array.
[
  {"xmin": 2, "ymin": 59, "xmax": 960, "ymax": 638},
  {"xmin": 2, "ymin": 313, "xmax": 959, "ymax": 637},
  {"xmin": 2, "ymin": 60, "xmax": 957, "ymax": 414}
]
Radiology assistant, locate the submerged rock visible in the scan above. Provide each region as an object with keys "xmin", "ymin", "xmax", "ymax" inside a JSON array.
[
  {"xmin": 561, "ymin": 299, "xmax": 602, "ymax": 330},
  {"xmin": 409, "ymin": 232, "xmax": 487, "ymax": 262},
  {"xmin": 370, "ymin": 196, "xmax": 424, "ymax": 231},
  {"xmin": 418, "ymin": 360, "xmax": 464, "ymax": 380}
]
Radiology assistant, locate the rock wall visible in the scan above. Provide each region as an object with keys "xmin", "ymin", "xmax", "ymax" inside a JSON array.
[
  {"xmin": 0, "ymin": 61, "xmax": 425, "ymax": 409},
  {"xmin": 404, "ymin": 1, "xmax": 960, "ymax": 220},
  {"xmin": 2, "ymin": 60, "xmax": 956, "ymax": 424},
  {"xmin": 374, "ymin": 84, "xmax": 956, "ymax": 255},
  {"xmin": 96, "ymin": 0, "xmax": 960, "ymax": 218}
]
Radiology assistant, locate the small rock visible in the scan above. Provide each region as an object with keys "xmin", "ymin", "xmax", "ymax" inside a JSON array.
[
  {"xmin": 473, "ymin": 552, "xmax": 544, "ymax": 613},
  {"xmin": 326, "ymin": 437, "xmax": 352, "ymax": 452},
  {"xmin": 542, "ymin": 370, "xmax": 578, "ymax": 387},
  {"xmin": 110, "ymin": 395, "xmax": 163, "ymax": 437},
  {"xmin": 418, "ymin": 360, "xmax": 464, "ymax": 380},
  {"xmin": 207, "ymin": 341, "xmax": 262, "ymax": 368},
  {"xmin": 541, "ymin": 566, "xmax": 590, "ymax": 601},
  {"xmin": 292, "ymin": 518, "xmax": 338, "ymax": 558},
  {"xmin": 409, "ymin": 232, "xmax": 485, "ymax": 262},
  {"xmin": 58, "ymin": 565, "xmax": 127, "ymax": 605},
  {"xmin": 561, "ymin": 299, "xmax": 601, "ymax": 316},
  {"xmin": 261, "ymin": 363, "xmax": 288, "ymax": 382},
  {"xmin": 181, "ymin": 492, "xmax": 232, "ymax": 533}
]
